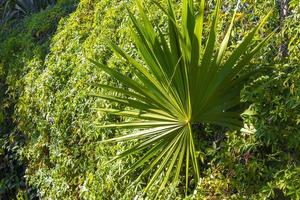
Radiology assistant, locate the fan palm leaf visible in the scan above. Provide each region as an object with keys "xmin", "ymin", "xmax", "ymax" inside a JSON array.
[{"xmin": 91, "ymin": 0, "xmax": 273, "ymax": 196}]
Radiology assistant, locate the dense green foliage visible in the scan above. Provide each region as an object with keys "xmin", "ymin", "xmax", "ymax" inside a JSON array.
[
  {"xmin": 0, "ymin": 1, "xmax": 77, "ymax": 199},
  {"xmin": 0, "ymin": 0, "xmax": 299, "ymax": 199},
  {"xmin": 91, "ymin": 0, "xmax": 274, "ymax": 197}
]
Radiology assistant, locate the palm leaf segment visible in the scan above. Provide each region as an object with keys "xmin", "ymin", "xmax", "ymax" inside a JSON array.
[{"xmin": 91, "ymin": 0, "xmax": 272, "ymax": 195}]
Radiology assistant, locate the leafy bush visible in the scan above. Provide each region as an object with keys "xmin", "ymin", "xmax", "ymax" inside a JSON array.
[
  {"xmin": 0, "ymin": 0, "xmax": 299, "ymax": 199},
  {"xmin": 0, "ymin": 1, "xmax": 77, "ymax": 199}
]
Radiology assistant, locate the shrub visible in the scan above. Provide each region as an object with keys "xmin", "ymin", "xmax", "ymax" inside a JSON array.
[
  {"xmin": 0, "ymin": 0, "xmax": 299, "ymax": 199},
  {"xmin": 0, "ymin": 1, "xmax": 77, "ymax": 199}
]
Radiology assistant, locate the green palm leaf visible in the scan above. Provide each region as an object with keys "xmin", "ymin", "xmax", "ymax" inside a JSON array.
[{"xmin": 91, "ymin": 0, "xmax": 272, "ymax": 196}]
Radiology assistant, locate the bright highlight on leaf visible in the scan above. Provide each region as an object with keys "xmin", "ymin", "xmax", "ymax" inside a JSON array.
[{"xmin": 90, "ymin": 0, "xmax": 272, "ymax": 196}]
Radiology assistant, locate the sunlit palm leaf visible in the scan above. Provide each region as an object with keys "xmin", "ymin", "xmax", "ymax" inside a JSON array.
[{"xmin": 91, "ymin": 0, "xmax": 272, "ymax": 196}]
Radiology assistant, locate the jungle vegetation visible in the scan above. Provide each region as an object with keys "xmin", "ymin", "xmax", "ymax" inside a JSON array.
[{"xmin": 0, "ymin": 0, "xmax": 299, "ymax": 199}]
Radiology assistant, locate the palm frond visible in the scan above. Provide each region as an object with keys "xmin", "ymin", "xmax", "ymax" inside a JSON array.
[{"xmin": 91, "ymin": 0, "xmax": 272, "ymax": 196}]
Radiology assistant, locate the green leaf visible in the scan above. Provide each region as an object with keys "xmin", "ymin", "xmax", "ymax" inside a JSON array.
[{"xmin": 90, "ymin": 0, "xmax": 273, "ymax": 196}]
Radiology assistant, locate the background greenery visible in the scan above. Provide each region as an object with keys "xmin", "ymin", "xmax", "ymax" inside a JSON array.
[{"xmin": 0, "ymin": 0, "xmax": 299, "ymax": 199}]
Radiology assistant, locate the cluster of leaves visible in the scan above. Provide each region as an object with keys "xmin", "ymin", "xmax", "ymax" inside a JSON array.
[
  {"xmin": 0, "ymin": 0, "xmax": 56, "ymax": 24},
  {"xmin": 0, "ymin": 0, "xmax": 299, "ymax": 199},
  {"xmin": 91, "ymin": 0, "xmax": 274, "ymax": 197},
  {"xmin": 14, "ymin": 0, "xmax": 148, "ymax": 198},
  {"xmin": 0, "ymin": 1, "xmax": 77, "ymax": 199},
  {"xmin": 188, "ymin": 0, "xmax": 300, "ymax": 198}
]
